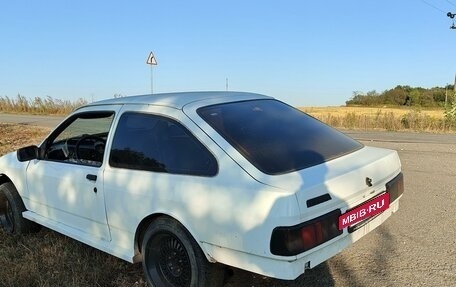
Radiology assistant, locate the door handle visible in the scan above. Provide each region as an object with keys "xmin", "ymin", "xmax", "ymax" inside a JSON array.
[{"xmin": 86, "ymin": 174, "xmax": 97, "ymax": 181}]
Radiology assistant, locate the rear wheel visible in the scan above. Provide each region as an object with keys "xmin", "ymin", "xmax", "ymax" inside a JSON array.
[
  {"xmin": 141, "ymin": 217, "xmax": 224, "ymax": 287},
  {"xmin": 0, "ymin": 182, "xmax": 40, "ymax": 234}
]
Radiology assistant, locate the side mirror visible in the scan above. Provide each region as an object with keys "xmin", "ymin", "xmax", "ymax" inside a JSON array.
[{"xmin": 17, "ymin": 145, "xmax": 39, "ymax": 162}]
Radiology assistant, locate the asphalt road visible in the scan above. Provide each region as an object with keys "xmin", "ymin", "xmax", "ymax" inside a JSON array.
[
  {"xmin": 1, "ymin": 113, "xmax": 455, "ymax": 286},
  {"xmin": 0, "ymin": 113, "xmax": 64, "ymax": 128}
]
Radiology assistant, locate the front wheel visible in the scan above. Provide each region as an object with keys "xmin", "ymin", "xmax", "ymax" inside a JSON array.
[
  {"xmin": 141, "ymin": 217, "xmax": 224, "ymax": 287},
  {"xmin": 0, "ymin": 182, "xmax": 40, "ymax": 234}
]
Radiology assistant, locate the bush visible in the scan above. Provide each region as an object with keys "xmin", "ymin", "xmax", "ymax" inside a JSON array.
[{"xmin": 444, "ymin": 96, "xmax": 456, "ymax": 129}]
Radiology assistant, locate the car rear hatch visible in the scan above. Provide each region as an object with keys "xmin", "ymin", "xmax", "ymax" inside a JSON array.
[{"xmin": 260, "ymin": 145, "xmax": 402, "ymax": 217}]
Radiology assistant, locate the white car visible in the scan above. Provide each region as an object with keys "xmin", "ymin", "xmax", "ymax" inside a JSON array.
[{"xmin": 0, "ymin": 92, "xmax": 404, "ymax": 287}]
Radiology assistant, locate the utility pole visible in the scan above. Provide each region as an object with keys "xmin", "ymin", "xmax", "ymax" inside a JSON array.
[{"xmin": 454, "ymin": 73, "xmax": 456, "ymax": 94}]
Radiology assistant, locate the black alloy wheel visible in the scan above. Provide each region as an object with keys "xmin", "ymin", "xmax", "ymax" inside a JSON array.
[
  {"xmin": 141, "ymin": 217, "xmax": 224, "ymax": 287},
  {"xmin": 146, "ymin": 232, "xmax": 192, "ymax": 286}
]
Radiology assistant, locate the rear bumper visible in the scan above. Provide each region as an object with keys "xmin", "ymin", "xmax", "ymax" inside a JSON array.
[
  {"xmin": 301, "ymin": 197, "xmax": 400, "ymax": 270},
  {"xmin": 205, "ymin": 198, "xmax": 401, "ymax": 280}
]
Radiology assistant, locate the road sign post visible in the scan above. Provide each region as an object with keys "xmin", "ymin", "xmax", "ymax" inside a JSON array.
[{"xmin": 146, "ymin": 52, "xmax": 158, "ymax": 94}]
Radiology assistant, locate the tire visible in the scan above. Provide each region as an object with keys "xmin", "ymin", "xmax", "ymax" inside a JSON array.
[
  {"xmin": 0, "ymin": 182, "xmax": 40, "ymax": 234},
  {"xmin": 141, "ymin": 217, "xmax": 224, "ymax": 287}
]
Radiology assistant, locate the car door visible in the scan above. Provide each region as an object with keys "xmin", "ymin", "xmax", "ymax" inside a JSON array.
[{"xmin": 26, "ymin": 107, "xmax": 120, "ymax": 241}]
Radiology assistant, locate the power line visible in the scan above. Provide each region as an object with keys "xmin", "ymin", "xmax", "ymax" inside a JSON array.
[
  {"xmin": 445, "ymin": 0, "xmax": 456, "ymax": 8},
  {"xmin": 420, "ymin": 0, "xmax": 446, "ymax": 13},
  {"xmin": 420, "ymin": 0, "xmax": 456, "ymax": 29}
]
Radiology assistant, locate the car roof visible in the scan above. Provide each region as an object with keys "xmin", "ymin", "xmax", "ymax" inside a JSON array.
[{"xmin": 84, "ymin": 91, "xmax": 272, "ymax": 110}]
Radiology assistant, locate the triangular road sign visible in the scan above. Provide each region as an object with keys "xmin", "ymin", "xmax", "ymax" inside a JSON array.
[{"xmin": 146, "ymin": 52, "xmax": 157, "ymax": 65}]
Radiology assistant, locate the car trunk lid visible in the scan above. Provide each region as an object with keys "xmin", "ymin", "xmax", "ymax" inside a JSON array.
[{"xmin": 256, "ymin": 146, "xmax": 402, "ymax": 219}]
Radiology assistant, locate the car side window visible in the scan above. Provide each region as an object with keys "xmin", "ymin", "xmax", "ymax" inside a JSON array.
[
  {"xmin": 109, "ymin": 112, "xmax": 218, "ymax": 176},
  {"xmin": 44, "ymin": 112, "xmax": 114, "ymax": 167}
]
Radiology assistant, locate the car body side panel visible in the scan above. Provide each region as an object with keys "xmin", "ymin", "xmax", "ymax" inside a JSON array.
[
  {"xmin": 102, "ymin": 104, "xmax": 301, "ymax": 262},
  {"xmin": 104, "ymin": 167, "xmax": 300, "ymax": 261},
  {"xmin": 0, "ymin": 152, "xmax": 29, "ymax": 198},
  {"xmin": 26, "ymin": 160, "xmax": 112, "ymax": 240}
]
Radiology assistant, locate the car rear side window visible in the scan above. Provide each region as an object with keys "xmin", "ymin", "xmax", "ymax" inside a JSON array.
[
  {"xmin": 109, "ymin": 112, "xmax": 218, "ymax": 176},
  {"xmin": 197, "ymin": 99, "xmax": 363, "ymax": 175}
]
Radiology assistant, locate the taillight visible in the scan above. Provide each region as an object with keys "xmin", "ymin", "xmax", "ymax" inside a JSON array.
[
  {"xmin": 270, "ymin": 210, "xmax": 342, "ymax": 256},
  {"xmin": 386, "ymin": 172, "xmax": 404, "ymax": 203}
]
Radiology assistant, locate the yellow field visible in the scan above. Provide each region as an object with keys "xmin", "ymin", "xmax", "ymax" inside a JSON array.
[
  {"xmin": 300, "ymin": 106, "xmax": 445, "ymax": 119},
  {"xmin": 296, "ymin": 106, "xmax": 453, "ymax": 132}
]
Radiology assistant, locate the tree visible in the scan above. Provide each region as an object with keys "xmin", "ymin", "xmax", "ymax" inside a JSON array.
[{"xmin": 346, "ymin": 85, "xmax": 447, "ymax": 107}]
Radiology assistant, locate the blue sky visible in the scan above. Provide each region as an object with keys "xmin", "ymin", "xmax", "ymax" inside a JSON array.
[{"xmin": 1, "ymin": 0, "xmax": 456, "ymax": 106}]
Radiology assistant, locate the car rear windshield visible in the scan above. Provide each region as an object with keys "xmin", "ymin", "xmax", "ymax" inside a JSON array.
[{"xmin": 197, "ymin": 99, "xmax": 363, "ymax": 175}]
